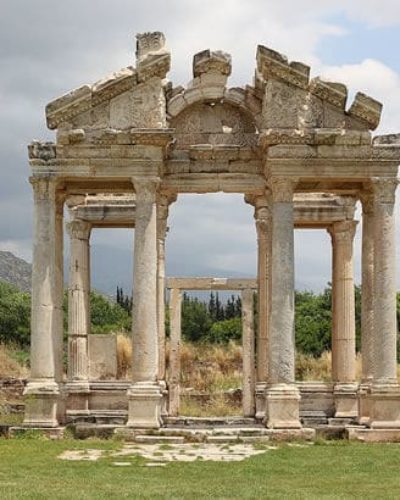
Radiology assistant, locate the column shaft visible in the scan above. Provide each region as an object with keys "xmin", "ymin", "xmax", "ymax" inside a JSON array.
[
  {"xmin": 266, "ymin": 178, "xmax": 300, "ymax": 429},
  {"xmin": 168, "ymin": 288, "xmax": 182, "ymax": 416},
  {"xmin": 360, "ymin": 195, "xmax": 375, "ymax": 383},
  {"xmin": 242, "ymin": 288, "xmax": 255, "ymax": 417},
  {"xmin": 372, "ymin": 181, "xmax": 398, "ymax": 384},
  {"xmin": 329, "ymin": 221, "xmax": 357, "ymax": 385},
  {"xmin": 128, "ymin": 178, "xmax": 162, "ymax": 428},
  {"xmin": 67, "ymin": 219, "xmax": 91, "ymax": 381},
  {"xmin": 24, "ymin": 177, "xmax": 62, "ymax": 427}
]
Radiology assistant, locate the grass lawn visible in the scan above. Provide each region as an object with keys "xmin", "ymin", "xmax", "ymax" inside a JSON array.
[{"xmin": 0, "ymin": 438, "xmax": 400, "ymax": 499}]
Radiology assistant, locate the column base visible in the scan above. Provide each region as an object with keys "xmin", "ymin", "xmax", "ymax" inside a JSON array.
[
  {"xmin": 333, "ymin": 383, "xmax": 358, "ymax": 419},
  {"xmin": 265, "ymin": 384, "xmax": 301, "ymax": 429},
  {"xmin": 159, "ymin": 380, "xmax": 169, "ymax": 419},
  {"xmin": 65, "ymin": 380, "xmax": 90, "ymax": 413},
  {"xmin": 368, "ymin": 383, "xmax": 400, "ymax": 429},
  {"xmin": 255, "ymin": 382, "xmax": 267, "ymax": 420},
  {"xmin": 357, "ymin": 382, "xmax": 372, "ymax": 425},
  {"xmin": 127, "ymin": 382, "xmax": 162, "ymax": 429},
  {"xmin": 23, "ymin": 380, "xmax": 61, "ymax": 428}
]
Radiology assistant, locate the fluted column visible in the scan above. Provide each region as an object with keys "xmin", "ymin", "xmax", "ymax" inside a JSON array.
[
  {"xmin": 253, "ymin": 194, "xmax": 271, "ymax": 419},
  {"xmin": 24, "ymin": 177, "xmax": 63, "ymax": 427},
  {"xmin": 328, "ymin": 220, "xmax": 358, "ymax": 418},
  {"xmin": 369, "ymin": 178, "xmax": 400, "ymax": 428},
  {"xmin": 168, "ymin": 288, "xmax": 182, "ymax": 416},
  {"xmin": 266, "ymin": 178, "xmax": 300, "ymax": 429},
  {"xmin": 242, "ymin": 288, "xmax": 255, "ymax": 417},
  {"xmin": 127, "ymin": 178, "xmax": 162, "ymax": 428},
  {"xmin": 358, "ymin": 192, "xmax": 375, "ymax": 423},
  {"xmin": 66, "ymin": 219, "xmax": 91, "ymax": 383}
]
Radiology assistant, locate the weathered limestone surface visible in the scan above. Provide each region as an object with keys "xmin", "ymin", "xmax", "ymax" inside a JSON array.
[
  {"xmin": 26, "ymin": 31, "xmax": 400, "ymax": 436},
  {"xmin": 88, "ymin": 335, "xmax": 118, "ymax": 380}
]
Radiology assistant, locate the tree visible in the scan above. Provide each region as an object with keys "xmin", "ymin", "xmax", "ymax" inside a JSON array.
[
  {"xmin": 0, "ymin": 281, "xmax": 31, "ymax": 346},
  {"xmin": 206, "ymin": 317, "xmax": 242, "ymax": 344},
  {"xmin": 182, "ymin": 293, "xmax": 212, "ymax": 342}
]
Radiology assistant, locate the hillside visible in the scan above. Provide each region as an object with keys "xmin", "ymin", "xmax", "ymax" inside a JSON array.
[{"xmin": 0, "ymin": 251, "xmax": 32, "ymax": 292}]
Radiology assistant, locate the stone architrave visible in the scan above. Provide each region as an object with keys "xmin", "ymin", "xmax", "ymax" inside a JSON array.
[
  {"xmin": 23, "ymin": 177, "xmax": 63, "ymax": 427},
  {"xmin": 266, "ymin": 178, "xmax": 301, "ymax": 429},
  {"xmin": 328, "ymin": 219, "xmax": 358, "ymax": 418},
  {"xmin": 127, "ymin": 178, "xmax": 162, "ymax": 428},
  {"xmin": 368, "ymin": 179, "xmax": 400, "ymax": 428}
]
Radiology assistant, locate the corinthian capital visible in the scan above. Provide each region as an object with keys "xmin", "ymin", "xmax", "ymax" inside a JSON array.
[
  {"xmin": 269, "ymin": 177, "xmax": 298, "ymax": 202},
  {"xmin": 371, "ymin": 178, "xmax": 398, "ymax": 205},
  {"xmin": 30, "ymin": 176, "xmax": 58, "ymax": 202},
  {"xmin": 66, "ymin": 220, "xmax": 91, "ymax": 240},
  {"xmin": 132, "ymin": 177, "xmax": 160, "ymax": 202},
  {"xmin": 328, "ymin": 220, "xmax": 357, "ymax": 244}
]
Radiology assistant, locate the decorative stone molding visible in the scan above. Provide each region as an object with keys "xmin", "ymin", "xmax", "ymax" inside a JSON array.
[
  {"xmin": 348, "ymin": 92, "xmax": 382, "ymax": 131},
  {"xmin": 193, "ymin": 49, "xmax": 232, "ymax": 77},
  {"xmin": 28, "ymin": 141, "xmax": 56, "ymax": 161},
  {"xmin": 269, "ymin": 177, "xmax": 298, "ymax": 202},
  {"xmin": 309, "ymin": 78, "xmax": 348, "ymax": 109},
  {"xmin": 256, "ymin": 45, "xmax": 310, "ymax": 89},
  {"xmin": 136, "ymin": 32, "xmax": 170, "ymax": 82}
]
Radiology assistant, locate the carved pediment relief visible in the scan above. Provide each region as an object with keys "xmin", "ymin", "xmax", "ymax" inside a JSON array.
[{"xmin": 170, "ymin": 101, "xmax": 258, "ymax": 149}]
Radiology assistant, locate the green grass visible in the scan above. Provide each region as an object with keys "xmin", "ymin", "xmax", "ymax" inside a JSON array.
[{"xmin": 1, "ymin": 440, "xmax": 400, "ymax": 498}]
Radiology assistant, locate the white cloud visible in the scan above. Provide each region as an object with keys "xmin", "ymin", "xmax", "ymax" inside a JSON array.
[{"xmin": 319, "ymin": 59, "xmax": 400, "ymax": 133}]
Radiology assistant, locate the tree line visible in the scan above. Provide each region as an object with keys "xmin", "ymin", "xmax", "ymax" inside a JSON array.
[{"xmin": 0, "ymin": 280, "xmax": 399, "ymax": 359}]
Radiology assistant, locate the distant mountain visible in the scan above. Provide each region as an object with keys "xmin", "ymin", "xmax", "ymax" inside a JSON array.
[{"xmin": 0, "ymin": 251, "xmax": 32, "ymax": 292}]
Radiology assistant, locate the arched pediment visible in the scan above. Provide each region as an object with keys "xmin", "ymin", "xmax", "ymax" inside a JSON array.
[{"xmin": 170, "ymin": 101, "xmax": 258, "ymax": 149}]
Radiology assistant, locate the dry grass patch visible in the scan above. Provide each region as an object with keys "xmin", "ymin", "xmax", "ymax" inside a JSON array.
[{"xmin": 0, "ymin": 344, "xmax": 27, "ymax": 379}]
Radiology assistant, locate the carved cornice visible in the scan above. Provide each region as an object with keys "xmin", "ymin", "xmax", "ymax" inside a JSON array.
[
  {"xmin": 193, "ymin": 49, "xmax": 232, "ymax": 77},
  {"xmin": 348, "ymin": 92, "xmax": 382, "ymax": 131},
  {"xmin": 256, "ymin": 45, "xmax": 310, "ymax": 89},
  {"xmin": 28, "ymin": 141, "xmax": 56, "ymax": 161},
  {"xmin": 46, "ymin": 68, "xmax": 137, "ymax": 129},
  {"xmin": 309, "ymin": 78, "xmax": 347, "ymax": 109}
]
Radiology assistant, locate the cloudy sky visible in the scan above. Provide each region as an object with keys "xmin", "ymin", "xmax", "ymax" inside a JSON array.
[{"xmin": 1, "ymin": 1, "xmax": 400, "ymax": 293}]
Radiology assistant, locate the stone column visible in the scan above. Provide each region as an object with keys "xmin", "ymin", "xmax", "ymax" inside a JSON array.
[
  {"xmin": 66, "ymin": 219, "xmax": 91, "ymax": 412},
  {"xmin": 368, "ymin": 178, "xmax": 400, "ymax": 428},
  {"xmin": 266, "ymin": 178, "xmax": 300, "ymax": 429},
  {"xmin": 23, "ymin": 177, "xmax": 63, "ymax": 427},
  {"xmin": 168, "ymin": 288, "xmax": 182, "ymax": 416},
  {"xmin": 242, "ymin": 288, "xmax": 255, "ymax": 417},
  {"xmin": 157, "ymin": 194, "xmax": 175, "ymax": 416},
  {"xmin": 254, "ymin": 195, "xmax": 271, "ymax": 419},
  {"xmin": 328, "ymin": 220, "xmax": 358, "ymax": 419},
  {"xmin": 127, "ymin": 178, "xmax": 162, "ymax": 428},
  {"xmin": 358, "ymin": 193, "xmax": 375, "ymax": 424}
]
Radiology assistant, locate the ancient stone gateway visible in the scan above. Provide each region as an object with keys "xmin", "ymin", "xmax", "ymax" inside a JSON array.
[{"xmin": 25, "ymin": 31, "xmax": 400, "ymax": 440}]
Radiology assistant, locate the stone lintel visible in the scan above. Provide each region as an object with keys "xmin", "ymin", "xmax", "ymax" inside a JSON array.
[{"xmin": 166, "ymin": 277, "xmax": 257, "ymax": 291}]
